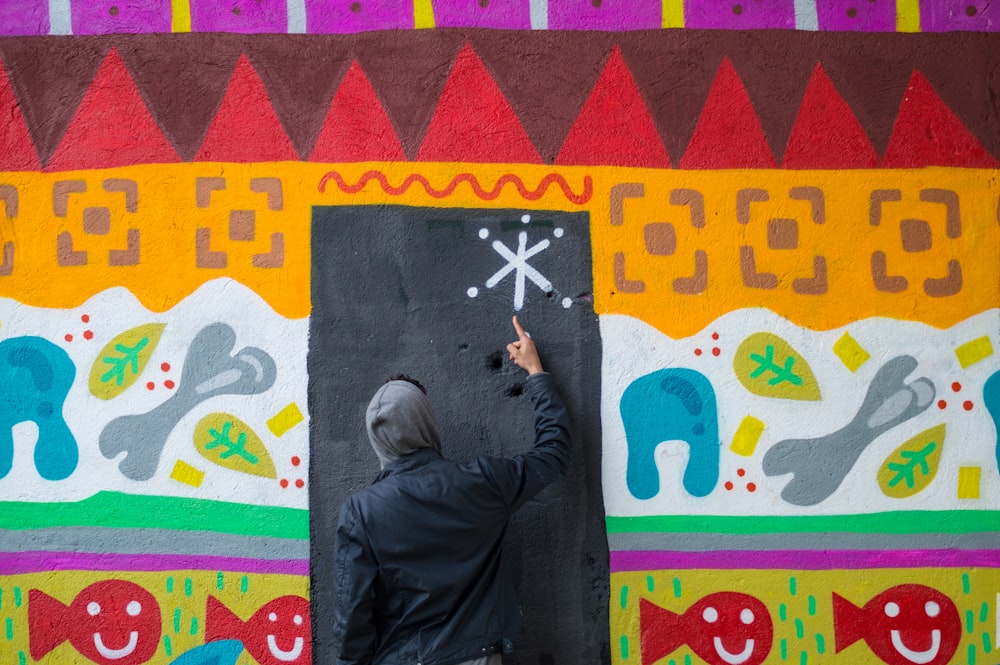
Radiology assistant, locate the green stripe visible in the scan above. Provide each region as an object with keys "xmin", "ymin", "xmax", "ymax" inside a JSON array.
[
  {"xmin": 0, "ymin": 492, "xmax": 307, "ymax": 540},
  {"xmin": 606, "ymin": 511, "xmax": 1000, "ymax": 535}
]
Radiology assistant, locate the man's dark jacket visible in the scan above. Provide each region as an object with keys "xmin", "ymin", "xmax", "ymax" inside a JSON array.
[{"xmin": 334, "ymin": 373, "xmax": 572, "ymax": 665}]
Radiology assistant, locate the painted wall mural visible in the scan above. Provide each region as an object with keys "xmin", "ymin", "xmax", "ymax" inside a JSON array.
[{"xmin": 0, "ymin": 16, "xmax": 997, "ymax": 665}]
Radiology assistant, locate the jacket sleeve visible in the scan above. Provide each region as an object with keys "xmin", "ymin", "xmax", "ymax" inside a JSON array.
[
  {"xmin": 333, "ymin": 499, "xmax": 378, "ymax": 665},
  {"xmin": 484, "ymin": 372, "xmax": 572, "ymax": 512}
]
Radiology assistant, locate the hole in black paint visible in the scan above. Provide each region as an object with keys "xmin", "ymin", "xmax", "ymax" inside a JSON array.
[
  {"xmin": 232, "ymin": 6, "xmax": 241, "ymax": 15},
  {"xmin": 591, "ymin": 0, "xmax": 601, "ymax": 7},
  {"xmin": 459, "ymin": 343, "xmax": 470, "ymax": 351},
  {"xmin": 846, "ymin": 7, "xmax": 857, "ymax": 17},
  {"xmin": 967, "ymin": 4, "xmax": 978, "ymax": 16},
  {"xmin": 732, "ymin": 4, "xmax": 743, "ymax": 14},
  {"xmin": 109, "ymin": 5, "xmax": 120, "ymax": 15},
  {"xmin": 350, "ymin": 1, "xmax": 361, "ymax": 11},
  {"xmin": 479, "ymin": 0, "xmax": 490, "ymax": 7},
  {"xmin": 488, "ymin": 350, "xmax": 504, "ymax": 371},
  {"xmin": 546, "ymin": 290, "xmax": 554, "ymax": 298},
  {"xmin": 506, "ymin": 383, "xmax": 524, "ymax": 398}
]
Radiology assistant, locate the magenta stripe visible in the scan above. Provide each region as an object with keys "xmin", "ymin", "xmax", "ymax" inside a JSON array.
[
  {"xmin": 610, "ymin": 549, "xmax": 1000, "ymax": 572},
  {"xmin": 0, "ymin": 551, "xmax": 308, "ymax": 576}
]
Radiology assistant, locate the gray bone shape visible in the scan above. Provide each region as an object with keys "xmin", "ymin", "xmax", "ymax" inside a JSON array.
[
  {"xmin": 762, "ymin": 355, "xmax": 934, "ymax": 506},
  {"xmin": 100, "ymin": 323, "xmax": 277, "ymax": 481}
]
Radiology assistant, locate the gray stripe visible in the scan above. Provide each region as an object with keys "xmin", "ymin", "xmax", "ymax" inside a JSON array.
[
  {"xmin": 287, "ymin": 0, "xmax": 308, "ymax": 33},
  {"xmin": 609, "ymin": 531, "xmax": 1000, "ymax": 552},
  {"xmin": 0, "ymin": 527, "xmax": 308, "ymax": 560},
  {"xmin": 49, "ymin": 0, "xmax": 73, "ymax": 35},
  {"xmin": 529, "ymin": 0, "xmax": 547, "ymax": 30},
  {"xmin": 794, "ymin": 0, "xmax": 819, "ymax": 30}
]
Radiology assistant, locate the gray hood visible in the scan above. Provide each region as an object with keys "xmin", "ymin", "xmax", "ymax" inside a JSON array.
[{"xmin": 366, "ymin": 380, "xmax": 442, "ymax": 468}]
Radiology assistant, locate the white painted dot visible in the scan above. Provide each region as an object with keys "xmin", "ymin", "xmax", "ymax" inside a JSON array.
[
  {"xmin": 88, "ymin": 601, "xmax": 101, "ymax": 616},
  {"xmin": 521, "ymin": 214, "xmax": 531, "ymax": 224},
  {"xmin": 925, "ymin": 601, "xmax": 940, "ymax": 617},
  {"xmin": 885, "ymin": 602, "xmax": 900, "ymax": 618},
  {"xmin": 127, "ymin": 601, "xmax": 141, "ymax": 616},
  {"xmin": 554, "ymin": 228, "xmax": 564, "ymax": 238},
  {"xmin": 269, "ymin": 612, "xmax": 278, "ymax": 622},
  {"xmin": 478, "ymin": 228, "xmax": 489, "ymax": 239},
  {"xmin": 561, "ymin": 297, "xmax": 572, "ymax": 309},
  {"xmin": 702, "ymin": 607, "xmax": 719, "ymax": 623},
  {"xmin": 467, "ymin": 287, "xmax": 479, "ymax": 298},
  {"xmin": 294, "ymin": 614, "xmax": 304, "ymax": 625},
  {"xmin": 740, "ymin": 608, "xmax": 754, "ymax": 624}
]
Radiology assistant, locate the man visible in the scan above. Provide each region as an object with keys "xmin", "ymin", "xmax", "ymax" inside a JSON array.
[{"xmin": 334, "ymin": 315, "xmax": 572, "ymax": 665}]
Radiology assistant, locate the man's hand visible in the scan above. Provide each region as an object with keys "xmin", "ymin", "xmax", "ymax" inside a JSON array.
[{"xmin": 507, "ymin": 315, "xmax": 544, "ymax": 375}]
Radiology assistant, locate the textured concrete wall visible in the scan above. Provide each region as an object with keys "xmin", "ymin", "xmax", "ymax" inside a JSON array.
[{"xmin": 0, "ymin": 13, "xmax": 997, "ymax": 665}]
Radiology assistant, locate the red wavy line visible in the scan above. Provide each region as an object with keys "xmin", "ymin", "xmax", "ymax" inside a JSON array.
[{"xmin": 318, "ymin": 170, "xmax": 592, "ymax": 205}]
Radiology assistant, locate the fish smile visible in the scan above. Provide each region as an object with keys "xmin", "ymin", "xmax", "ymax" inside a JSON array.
[
  {"xmin": 713, "ymin": 637, "xmax": 755, "ymax": 665},
  {"xmin": 93, "ymin": 631, "xmax": 139, "ymax": 660},
  {"xmin": 890, "ymin": 629, "xmax": 940, "ymax": 664},
  {"xmin": 267, "ymin": 635, "xmax": 304, "ymax": 662}
]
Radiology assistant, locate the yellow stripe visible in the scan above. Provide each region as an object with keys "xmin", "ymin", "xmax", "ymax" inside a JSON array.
[
  {"xmin": 172, "ymin": 0, "xmax": 192, "ymax": 32},
  {"xmin": 896, "ymin": 0, "xmax": 921, "ymax": 32},
  {"xmin": 413, "ymin": 0, "xmax": 436, "ymax": 29},
  {"xmin": 662, "ymin": 0, "xmax": 684, "ymax": 28}
]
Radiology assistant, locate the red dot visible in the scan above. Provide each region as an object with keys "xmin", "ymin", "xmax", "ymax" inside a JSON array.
[
  {"xmin": 694, "ymin": 348, "xmax": 703, "ymax": 356},
  {"xmin": 724, "ymin": 481, "xmax": 734, "ymax": 491},
  {"xmin": 746, "ymin": 482, "xmax": 757, "ymax": 492},
  {"xmin": 291, "ymin": 456, "xmax": 301, "ymax": 467},
  {"xmin": 963, "ymin": 401, "xmax": 974, "ymax": 411},
  {"xmin": 295, "ymin": 479, "xmax": 305, "ymax": 488},
  {"xmin": 81, "ymin": 314, "xmax": 90, "ymax": 323},
  {"xmin": 937, "ymin": 400, "xmax": 947, "ymax": 409},
  {"xmin": 952, "ymin": 382, "xmax": 962, "ymax": 392},
  {"xmin": 736, "ymin": 468, "xmax": 746, "ymax": 477},
  {"xmin": 64, "ymin": 334, "xmax": 73, "ymax": 342},
  {"xmin": 146, "ymin": 382, "xmax": 155, "ymax": 390},
  {"xmin": 161, "ymin": 362, "xmax": 171, "ymax": 372},
  {"xmin": 164, "ymin": 380, "xmax": 175, "ymax": 390},
  {"xmin": 83, "ymin": 330, "xmax": 93, "ymax": 340},
  {"xmin": 712, "ymin": 348, "xmax": 721, "ymax": 357},
  {"xmin": 280, "ymin": 479, "xmax": 289, "ymax": 488},
  {"xmin": 711, "ymin": 332, "xmax": 719, "ymax": 340}
]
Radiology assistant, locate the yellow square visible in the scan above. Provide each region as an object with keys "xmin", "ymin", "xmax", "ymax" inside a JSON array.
[
  {"xmin": 267, "ymin": 403, "xmax": 305, "ymax": 437},
  {"xmin": 957, "ymin": 466, "xmax": 981, "ymax": 499},
  {"xmin": 730, "ymin": 415, "xmax": 765, "ymax": 457},
  {"xmin": 170, "ymin": 460, "xmax": 205, "ymax": 488},
  {"xmin": 833, "ymin": 332, "xmax": 870, "ymax": 372},
  {"xmin": 955, "ymin": 336, "xmax": 994, "ymax": 369}
]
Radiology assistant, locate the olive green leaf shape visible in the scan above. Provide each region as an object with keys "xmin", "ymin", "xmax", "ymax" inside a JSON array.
[
  {"xmin": 194, "ymin": 413, "xmax": 276, "ymax": 479},
  {"xmin": 733, "ymin": 332, "xmax": 820, "ymax": 400},
  {"xmin": 878, "ymin": 424, "xmax": 945, "ymax": 499},
  {"xmin": 89, "ymin": 323, "xmax": 166, "ymax": 400}
]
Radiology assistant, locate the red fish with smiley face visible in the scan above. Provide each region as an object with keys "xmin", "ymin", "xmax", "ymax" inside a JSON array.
[
  {"xmin": 29, "ymin": 580, "xmax": 162, "ymax": 665},
  {"xmin": 206, "ymin": 594, "xmax": 311, "ymax": 665},
  {"xmin": 640, "ymin": 592, "xmax": 773, "ymax": 665},
  {"xmin": 833, "ymin": 584, "xmax": 960, "ymax": 665}
]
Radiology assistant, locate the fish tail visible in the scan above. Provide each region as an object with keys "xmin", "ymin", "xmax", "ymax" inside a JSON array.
[
  {"xmin": 832, "ymin": 592, "xmax": 865, "ymax": 652},
  {"xmin": 205, "ymin": 595, "xmax": 246, "ymax": 644},
  {"xmin": 28, "ymin": 589, "xmax": 71, "ymax": 660},
  {"xmin": 640, "ymin": 598, "xmax": 683, "ymax": 665}
]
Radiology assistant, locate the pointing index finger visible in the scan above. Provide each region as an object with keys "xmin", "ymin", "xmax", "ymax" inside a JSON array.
[{"xmin": 512, "ymin": 315, "xmax": 527, "ymax": 340}]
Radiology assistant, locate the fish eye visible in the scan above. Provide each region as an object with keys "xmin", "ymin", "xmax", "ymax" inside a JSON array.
[
  {"xmin": 269, "ymin": 612, "xmax": 278, "ymax": 622},
  {"xmin": 127, "ymin": 601, "xmax": 142, "ymax": 616},
  {"xmin": 884, "ymin": 602, "xmax": 900, "ymax": 618},
  {"xmin": 925, "ymin": 601, "xmax": 940, "ymax": 617},
  {"xmin": 294, "ymin": 615, "xmax": 303, "ymax": 625},
  {"xmin": 740, "ymin": 608, "xmax": 754, "ymax": 624},
  {"xmin": 87, "ymin": 602, "xmax": 101, "ymax": 616},
  {"xmin": 702, "ymin": 607, "xmax": 719, "ymax": 623}
]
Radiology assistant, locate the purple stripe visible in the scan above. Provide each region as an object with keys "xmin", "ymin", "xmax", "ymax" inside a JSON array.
[
  {"xmin": 0, "ymin": 551, "xmax": 309, "ymax": 576},
  {"xmin": 610, "ymin": 549, "xmax": 1000, "ymax": 572}
]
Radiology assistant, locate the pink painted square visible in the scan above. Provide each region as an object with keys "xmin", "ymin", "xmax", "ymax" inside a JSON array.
[
  {"xmin": 305, "ymin": 0, "xmax": 413, "ymax": 32},
  {"xmin": 72, "ymin": 0, "xmax": 171, "ymax": 34},
  {"xmin": 190, "ymin": 0, "xmax": 288, "ymax": 32},
  {"xmin": 548, "ymin": 0, "xmax": 659, "ymax": 30},
  {"xmin": 684, "ymin": 0, "xmax": 795, "ymax": 29},
  {"xmin": 816, "ymin": 1, "xmax": 895, "ymax": 31},
  {"xmin": 922, "ymin": 1, "xmax": 999, "ymax": 31},
  {"xmin": 432, "ymin": 0, "xmax": 530, "ymax": 29},
  {"xmin": 0, "ymin": 0, "xmax": 49, "ymax": 35}
]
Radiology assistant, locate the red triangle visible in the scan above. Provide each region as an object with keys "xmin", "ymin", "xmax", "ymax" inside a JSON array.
[
  {"xmin": 416, "ymin": 44, "xmax": 541, "ymax": 164},
  {"xmin": 0, "ymin": 61, "xmax": 40, "ymax": 171},
  {"xmin": 195, "ymin": 55, "xmax": 299, "ymax": 162},
  {"xmin": 309, "ymin": 61, "xmax": 405, "ymax": 162},
  {"xmin": 882, "ymin": 71, "xmax": 998, "ymax": 168},
  {"xmin": 46, "ymin": 48, "xmax": 179, "ymax": 170},
  {"xmin": 783, "ymin": 65, "xmax": 878, "ymax": 169},
  {"xmin": 679, "ymin": 58, "xmax": 776, "ymax": 169},
  {"xmin": 556, "ymin": 48, "xmax": 670, "ymax": 168}
]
